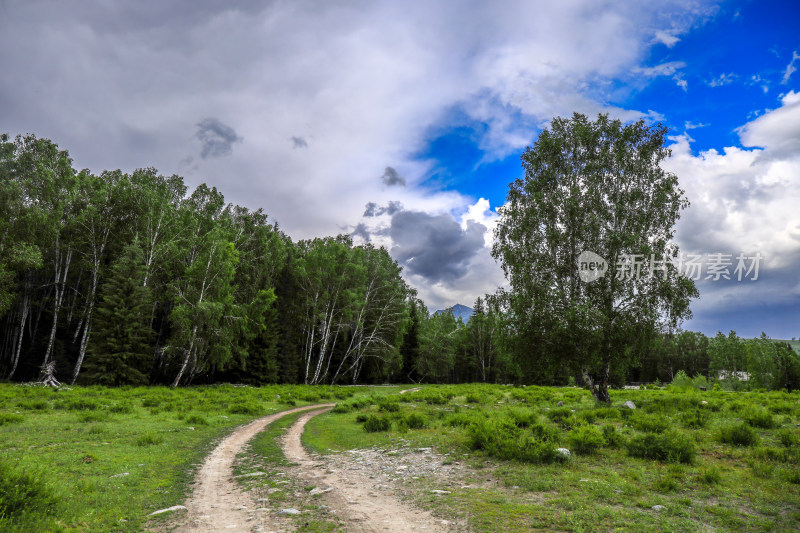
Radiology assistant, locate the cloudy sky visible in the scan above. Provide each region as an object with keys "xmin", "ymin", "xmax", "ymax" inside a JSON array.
[{"xmin": 2, "ymin": 0, "xmax": 799, "ymax": 337}]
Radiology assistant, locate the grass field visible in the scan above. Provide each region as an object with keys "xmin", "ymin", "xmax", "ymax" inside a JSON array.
[
  {"xmin": 0, "ymin": 383, "xmax": 390, "ymax": 532},
  {"xmin": 303, "ymin": 384, "xmax": 800, "ymax": 532},
  {"xmin": 2, "ymin": 382, "xmax": 799, "ymax": 532}
]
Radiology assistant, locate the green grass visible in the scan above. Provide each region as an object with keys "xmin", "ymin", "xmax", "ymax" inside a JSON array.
[
  {"xmin": 0, "ymin": 383, "xmax": 388, "ymax": 532},
  {"xmin": 303, "ymin": 384, "xmax": 800, "ymax": 532}
]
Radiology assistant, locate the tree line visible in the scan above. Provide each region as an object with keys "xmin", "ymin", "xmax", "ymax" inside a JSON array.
[
  {"xmin": 3, "ymin": 122, "xmax": 797, "ymax": 392},
  {"xmin": 0, "ymin": 134, "xmax": 415, "ymax": 386}
]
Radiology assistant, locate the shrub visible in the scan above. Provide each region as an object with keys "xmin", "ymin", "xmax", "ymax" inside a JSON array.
[
  {"xmin": 185, "ymin": 414, "xmax": 209, "ymax": 426},
  {"xmin": 529, "ymin": 421, "xmax": 560, "ymax": 443},
  {"xmin": 106, "ymin": 402, "xmax": 132, "ymax": 414},
  {"xmin": 141, "ymin": 397, "xmax": 161, "ymax": 408},
  {"xmin": 465, "ymin": 392, "xmax": 485, "ymax": 404},
  {"xmin": 778, "ymin": 428, "xmax": 800, "ymax": 447},
  {"xmin": 699, "ymin": 466, "xmax": 722, "ymax": 484},
  {"xmin": 568, "ymin": 425, "xmax": 605, "ymax": 455},
  {"xmin": 59, "ymin": 399, "xmax": 100, "ymax": 411},
  {"xmin": 467, "ymin": 418, "xmax": 565, "ymax": 464},
  {"xmin": 692, "ymin": 374, "xmax": 709, "ymax": 390},
  {"xmin": 363, "ymin": 414, "xmax": 391, "ymax": 433},
  {"xmin": 136, "ymin": 432, "xmax": 165, "ymax": 446},
  {"xmin": 718, "ymin": 422, "xmax": 759, "ymax": 447},
  {"xmin": 602, "ymin": 424, "xmax": 624, "ymax": 448},
  {"xmin": 78, "ymin": 411, "xmax": 106, "ymax": 423},
  {"xmin": 626, "ymin": 430, "xmax": 696, "ymax": 463},
  {"xmin": 671, "ymin": 370, "xmax": 694, "ymax": 390},
  {"xmin": 679, "ymin": 409, "xmax": 709, "ymax": 429},
  {"xmin": 628, "ymin": 413, "xmax": 669, "ymax": 433},
  {"xmin": 0, "ymin": 413, "xmax": 24, "ymax": 426},
  {"xmin": 0, "ymin": 460, "xmax": 57, "ymax": 521},
  {"xmin": 403, "ymin": 412, "xmax": 427, "ymax": 429},
  {"xmin": 377, "ymin": 400, "xmax": 399, "ymax": 412},
  {"xmin": 743, "ymin": 408, "xmax": 776, "ymax": 429},
  {"xmin": 228, "ymin": 402, "xmax": 262, "ymax": 415},
  {"xmin": 17, "ymin": 400, "xmax": 49, "ymax": 411}
]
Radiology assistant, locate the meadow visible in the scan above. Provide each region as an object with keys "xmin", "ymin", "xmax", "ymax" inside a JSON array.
[
  {"xmin": 303, "ymin": 384, "xmax": 800, "ymax": 532},
  {"xmin": 0, "ymin": 383, "xmax": 386, "ymax": 532},
  {"xmin": 1, "ymin": 382, "xmax": 798, "ymax": 532}
]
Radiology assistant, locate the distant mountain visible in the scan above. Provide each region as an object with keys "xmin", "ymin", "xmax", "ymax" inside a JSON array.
[{"xmin": 434, "ymin": 303, "xmax": 474, "ymax": 322}]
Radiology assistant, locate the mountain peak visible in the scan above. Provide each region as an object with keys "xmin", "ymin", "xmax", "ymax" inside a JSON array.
[{"xmin": 434, "ymin": 303, "xmax": 474, "ymax": 322}]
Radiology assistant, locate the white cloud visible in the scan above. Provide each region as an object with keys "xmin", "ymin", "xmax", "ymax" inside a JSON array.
[
  {"xmin": 663, "ymin": 92, "xmax": 800, "ymax": 313},
  {"xmin": 635, "ymin": 61, "xmax": 687, "ymax": 78},
  {"xmin": 0, "ymin": 0, "xmax": 719, "ymax": 309},
  {"xmin": 654, "ymin": 30, "xmax": 680, "ymax": 47},
  {"xmin": 708, "ymin": 72, "xmax": 736, "ymax": 87},
  {"xmin": 782, "ymin": 50, "xmax": 800, "ymax": 84}
]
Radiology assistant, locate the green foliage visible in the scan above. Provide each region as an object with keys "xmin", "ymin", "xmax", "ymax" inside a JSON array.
[
  {"xmin": 628, "ymin": 412, "xmax": 669, "ymax": 433},
  {"xmin": 626, "ymin": 430, "xmax": 696, "ymax": 463},
  {"xmin": 743, "ymin": 408, "xmax": 776, "ymax": 429},
  {"xmin": 718, "ymin": 422, "xmax": 759, "ymax": 447},
  {"xmin": 492, "ymin": 113, "xmax": 697, "ymax": 402},
  {"xmin": 0, "ymin": 413, "xmax": 24, "ymax": 426},
  {"xmin": 670, "ymin": 370, "xmax": 694, "ymax": 390},
  {"xmin": 362, "ymin": 414, "xmax": 392, "ymax": 433},
  {"xmin": 228, "ymin": 402, "xmax": 263, "ymax": 415},
  {"xmin": 135, "ymin": 432, "xmax": 165, "ymax": 446},
  {"xmin": 777, "ymin": 428, "xmax": 800, "ymax": 447},
  {"xmin": 467, "ymin": 418, "xmax": 565, "ymax": 464},
  {"xmin": 679, "ymin": 409, "xmax": 709, "ymax": 429},
  {"xmin": 567, "ymin": 424, "xmax": 606, "ymax": 455},
  {"xmin": 402, "ymin": 412, "xmax": 428, "ymax": 429},
  {"xmin": 0, "ymin": 459, "xmax": 57, "ymax": 524}
]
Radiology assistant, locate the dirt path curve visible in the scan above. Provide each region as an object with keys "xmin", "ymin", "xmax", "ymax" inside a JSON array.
[
  {"xmin": 177, "ymin": 404, "xmax": 335, "ymax": 533},
  {"xmin": 282, "ymin": 408, "xmax": 451, "ymax": 533}
]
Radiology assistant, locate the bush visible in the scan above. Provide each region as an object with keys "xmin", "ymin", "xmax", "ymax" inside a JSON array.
[
  {"xmin": 363, "ymin": 414, "xmax": 391, "ymax": 433},
  {"xmin": 107, "ymin": 402, "xmax": 133, "ymax": 414},
  {"xmin": 567, "ymin": 425, "xmax": 605, "ymax": 455},
  {"xmin": 0, "ymin": 460, "xmax": 57, "ymax": 522},
  {"xmin": 671, "ymin": 370, "xmax": 694, "ymax": 390},
  {"xmin": 679, "ymin": 409, "xmax": 709, "ymax": 429},
  {"xmin": 743, "ymin": 408, "xmax": 776, "ymax": 429},
  {"xmin": 136, "ymin": 432, "xmax": 165, "ymax": 446},
  {"xmin": 718, "ymin": 422, "xmax": 759, "ymax": 447},
  {"xmin": 778, "ymin": 428, "xmax": 800, "ymax": 447},
  {"xmin": 602, "ymin": 424, "xmax": 624, "ymax": 448},
  {"xmin": 626, "ymin": 430, "xmax": 696, "ymax": 463},
  {"xmin": 403, "ymin": 412, "xmax": 427, "ymax": 429},
  {"xmin": 185, "ymin": 414, "xmax": 209, "ymax": 426},
  {"xmin": 0, "ymin": 413, "xmax": 24, "ymax": 426},
  {"xmin": 467, "ymin": 418, "xmax": 565, "ymax": 464},
  {"xmin": 377, "ymin": 400, "xmax": 399, "ymax": 412},
  {"xmin": 699, "ymin": 466, "xmax": 722, "ymax": 484},
  {"xmin": 78, "ymin": 411, "xmax": 106, "ymax": 423},
  {"xmin": 628, "ymin": 413, "xmax": 669, "ymax": 433},
  {"xmin": 228, "ymin": 402, "xmax": 262, "ymax": 415}
]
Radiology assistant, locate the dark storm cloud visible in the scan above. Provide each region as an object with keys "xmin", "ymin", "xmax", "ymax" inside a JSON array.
[
  {"xmin": 291, "ymin": 136, "xmax": 308, "ymax": 149},
  {"xmin": 195, "ymin": 118, "xmax": 242, "ymax": 159},
  {"xmin": 381, "ymin": 166, "xmax": 406, "ymax": 187},
  {"xmin": 351, "ymin": 222, "xmax": 371, "ymax": 242},
  {"xmin": 363, "ymin": 200, "xmax": 404, "ymax": 217},
  {"xmin": 363, "ymin": 202, "xmax": 379, "ymax": 217},
  {"xmin": 390, "ymin": 211, "xmax": 486, "ymax": 283}
]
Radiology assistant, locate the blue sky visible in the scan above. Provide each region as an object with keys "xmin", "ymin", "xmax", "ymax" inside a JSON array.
[{"xmin": 1, "ymin": 0, "xmax": 799, "ymax": 337}]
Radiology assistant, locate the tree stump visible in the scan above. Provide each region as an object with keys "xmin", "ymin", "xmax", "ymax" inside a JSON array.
[{"xmin": 38, "ymin": 360, "xmax": 61, "ymax": 388}]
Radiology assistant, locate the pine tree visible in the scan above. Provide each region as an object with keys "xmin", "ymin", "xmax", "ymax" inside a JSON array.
[
  {"xmin": 82, "ymin": 242, "xmax": 153, "ymax": 385},
  {"xmin": 399, "ymin": 300, "xmax": 421, "ymax": 383}
]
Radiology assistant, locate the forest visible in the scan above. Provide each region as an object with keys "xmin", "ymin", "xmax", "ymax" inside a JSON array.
[{"xmin": 1, "ymin": 132, "xmax": 798, "ymax": 390}]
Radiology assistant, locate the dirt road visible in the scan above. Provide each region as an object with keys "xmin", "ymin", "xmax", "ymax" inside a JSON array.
[
  {"xmin": 176, "ymin": 404, "xmax": 334, "ymax": 532},
  {"xmin": 281, "ymin": 408, "xmax": 452, "ymax": 532}
]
